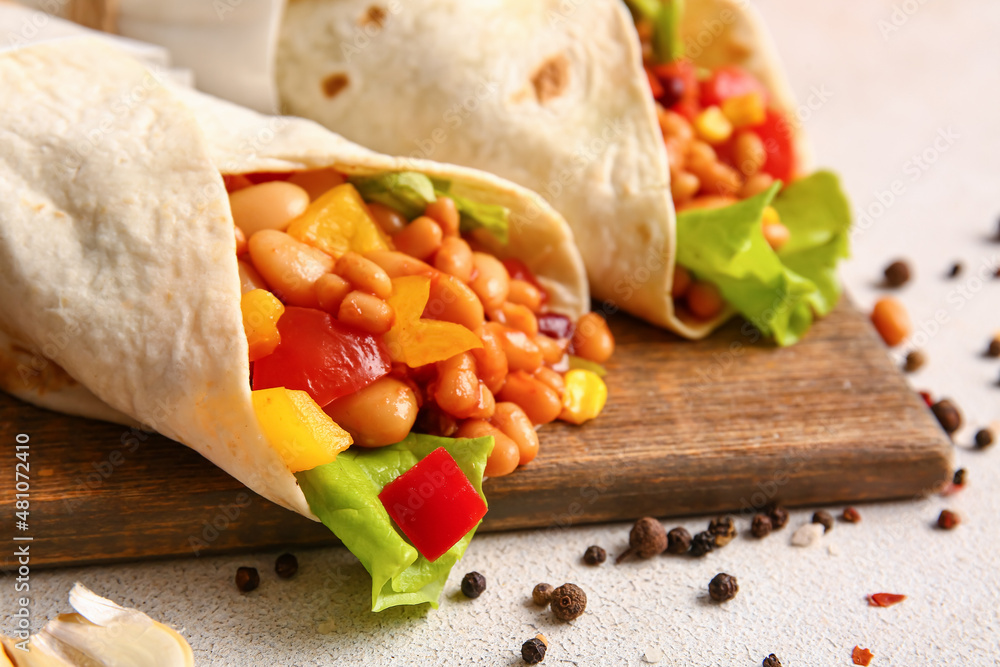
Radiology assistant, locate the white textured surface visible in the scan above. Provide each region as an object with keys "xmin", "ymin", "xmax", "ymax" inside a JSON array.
[{"xmin": 3, "ymin": 0, "xmax": 1000, "ymax": 664}]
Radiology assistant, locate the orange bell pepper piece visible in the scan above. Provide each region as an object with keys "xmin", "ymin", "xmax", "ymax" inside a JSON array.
[
  {"xmin": 252, "ymin": 387, "xmax": 353, "ymax": 472},
  {"xmin": 241, "ymin": 289, "xmax": 285, "ymax": 362},
  {"xmin": 384, "ymin": 275, "xmax": 483, "ymax": 367},
  {"xmin": 286, "ymin": 183, "xmax": 391, "ymax": 259}
]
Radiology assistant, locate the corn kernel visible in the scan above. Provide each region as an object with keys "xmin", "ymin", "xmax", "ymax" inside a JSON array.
[
  {"xmin": 761, "ymin": 205, "xmax": 781, "ymax": 226},
  {"xmin": 693, "ymin": 106, "xmax": 734, "ymax": 145},
  {"xmin": 721, "ymin": 92, "xmax": 766, "ymax": 128},
  {"xmin": 559, "ymin": 369, "xmax": 608, "ymax": 425}
]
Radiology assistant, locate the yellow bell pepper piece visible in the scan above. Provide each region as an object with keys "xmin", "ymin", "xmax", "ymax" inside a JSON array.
[
  {"xmin": 693, "ymin": 106, "xmax": 734, "ymax": 145},
  {"xmin": 286, "ymin": 183, "xmax": 391, "ymax": 259},
  {"xmin": 721, "ymin": 92, "xmax": 766, "ymax": 129},
  {"xmin": 559, "ymin": 369, "xmax": 608, "ymax": 425},
  {"xmin": 252, "ymin": 388, "xmax": 353, "ymax": 472},
  {"xmin": 241, "ymin": 289, "xmax": 285, "ymax": 362},
  {"xmin": 384, "ymin": 275, "xmax": 482, "ymax": 368}
]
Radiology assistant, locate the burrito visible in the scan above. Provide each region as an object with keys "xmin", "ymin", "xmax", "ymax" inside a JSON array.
[{"xmin": 0, "ymin": 37, "xmax": 612, "ymax": 610}]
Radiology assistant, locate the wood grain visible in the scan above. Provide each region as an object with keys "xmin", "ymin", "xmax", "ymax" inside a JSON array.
[{"xmin": 0, "ymin": 300, "xmax": 953, "ymax": 569}]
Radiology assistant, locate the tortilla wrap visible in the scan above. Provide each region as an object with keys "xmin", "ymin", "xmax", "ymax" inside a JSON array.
[{"xmin": 0, "ymin": 37, "xmax": 589, "ymax": 520}]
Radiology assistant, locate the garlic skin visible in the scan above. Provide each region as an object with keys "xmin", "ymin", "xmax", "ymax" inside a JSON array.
[{"xmin": 1, "ymin": 584, "xmax": 193, "ymax": 667}]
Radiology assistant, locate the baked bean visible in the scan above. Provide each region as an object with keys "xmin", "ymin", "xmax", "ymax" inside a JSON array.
[
  {"xmin": 392, "ymin": 216, "xmax": 443, "ymax": 260},
  {"xmin": 686, "ymin": 140, "xmax": 717, "ymax": 169},
  {"xmin": 672, "ymin": 265, "xmax": 692, "ymax": 298},
  {"xmin": 315, "ymin": 273, "xmax": 352, "ymax": 313},
  {"xmin": 238, "ymin": 260, "xmax": 267, "ymax": 294},
  {"xmin": 507, "ymin": 279, "xmax": 543, "ymax": 313},
  {"xmin": 367, "ymin": 202, "xmax": 408, "ymax": 236},
  {"xmin": 433, "ymin": 236, "xmax": 474, "ymax": 282},
  {"xmin": 435, "ymin": 353, "xmax": 480, "ymax": 419},
  {"xmin": 229, "ymin": 181, "xmax": 310, "ymax": 236},
  {"xmin": 491, "ymin": 402, "xmax": 539, "ymax": 466},
  {"xmin": 733, "ymin": 131, "xmax": 766, "ymax": 177},
  {"xmin": 364, "ymin": 250, "xmax": 437, "ymax": 278},
  {"xmin": 424, "ymin": 196, "xmax": 460, "ymax": 236},
  {"xmin": 570, "ymin": 312, "xmax": 614, "ymax": 364},
  {"xmin": 470, "ymin": 252, "xmax": 510, "ymax": 310},
  {"xmin": 426, "ymin": 274, "xmax": 485, "ymax": 330},
  {"xmin": 323, "ymin": 376, "xmax": 417, "ymax": 448},
  {"xmin": 490, "ymin": 323, "xmax": 543, "ymax": 372},
  {"xmin": 697, "ymin": 161, "xmax": 742, "ymax": 197},
  {"xmin": 337, "ymin": 291, "xmax": 395, "ymax": 335},
  {"xmin": 248, "ymin": 229, "xmax": 334, "ymax": 307},
  {"xmin": 497, "ymin": 370, "xmax": 562, "ymax": 425},
  {"xmin": 664, "ymin": 138, "xmax": 687, "ymax": 173},
  {"xmin": 490, "ymin": 302, "xmax": 539, "ymax": 338},
  {"xmin": 234, "ymin": 225, "xmax": 248, "ymax": 256},
  {"xmin": 670, "ymin": 170, "xmax": 700, "ymax": 204},
  {"xmin": 472, "ymin": 324, "xmax": 508, "ymax": 393},
  {"xmin": 533, "ymin": 366, "xmax": 565, "ymax": 397},
  {"xmin": 658, "ymin": 108, "xmax": 694, "ymax": 143},
  {"xmin": 457, "ymin": 419, "xmax": 519, "ymax": 477},
  {"xmin": 286, "ymin": 169, "xmax": 346, "ymax": 201},
  {"xmin": 740, "ymin": 172, "xmax": 775, "ymax": 198},
  {"xmin": 871, "ymin": 297, "xmax": 911, "ymax": 347},
  {"xmin": 678, "ymin": 195, "xmax": 739, "ymax": 213},
  {"xmin": 471, "ymin": 382, "xmax": 497, "ymax": 420},
  {"xmin": 334, "ymin": 251, "xmax": 392, "ymax": 299},
  {"xmin": 686, "ymin": 280, "xmax": 724, "ymax": 320},
  {"xmin": 763, "ymin": 222, "xmax": 790, "ymax": 251},
  {"xmin": 534, "ymin": 333, "xmax": 567, "ymax": 366}
]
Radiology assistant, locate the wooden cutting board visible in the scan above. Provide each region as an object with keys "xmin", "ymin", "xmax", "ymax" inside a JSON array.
[{"xmin": 0, "ymin": 300, "xmax": 953, "ymax": 569}]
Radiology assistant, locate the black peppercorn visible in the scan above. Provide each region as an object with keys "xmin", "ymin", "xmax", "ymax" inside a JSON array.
[
  {"xmin": 708, "ymin": 516, "xmax": 737, "ymax": 547},
  {"xmin": 903, "ymin": 350, "xmax": 926, "ymax": 373},
  {"xmin": 550, "ymin": 583, "xmax": 587, "ymax": 621},
  {"xmin": 532, "ymin": 583, "xmax": 554, "ymax": 606},
  {"xmin": 461, "ymin": 571, "xmax": 486, "ymax": 598},
  {"xmin": 689, "ymin": 531, "xmax": 715, "ymax": 557},
  {"xmin": 948, "ymin": 262, "xmax": 963, "ymax": 278},
  {"xmin": 583, "ymin": 545, "xmax": 606, "ymax": 565},
  {"xmin": 708, "ymin": 572, "xmax": 738, "ymax": 602},
  {"xmin": 521, "ymin": 637, "xmax": 546, "ymax": 664},
  {"xmin": 762, "ymin": 654, "xmax": 782, "ymax": 667},
  {"xmin": 666, "ymin": 527, "xmax": 692, "ymax": 554},
  {"xmin": 988, "ymin": 337, "xmax": 1000, "ymax": 358},
  {"xmin": 953, "ymin": 468, "xmax": 967, "ymax": 486},
  {"xmin": 975, "ymin": 428, "xmax": 995, "ymax": 449},
  {"xmin": 235, "ymin": 566, "xmax": 259, "ymax": 593},
  {"xmin": 274, "ymin": 553, "xmax": 298, "ymax": 579},
  {"xmin": 883, "ymin": 260, "xmax": 911, "ymax": 287},
  {"xmin": 931, "ymin": 399, "xmax": 962, "ymax": 434},
  {"xmin": 842, "ymin": 507, "xmax": 861, "ymax": 523},
  {"xmin": 812, "ymin": 510, "xmax": 834, "ymax": 533},
  {"xmin": 751, "ymin": 513, "xmax": 773, "ymax": 538},
  {"xmin": 615, "ymin": 517, "xmax": 667, "ymax": 563},
  {"xmin": 768, "ymin": 505, "xmax": 789, "ymax": 530},
  {"xmin": 937, "ymin": 509, "xmax": 960, "ymax": 530}
]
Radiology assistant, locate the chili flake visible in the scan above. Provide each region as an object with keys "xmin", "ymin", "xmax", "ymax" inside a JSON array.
[
  {"xmin": 867, "ymin": 592, "xmax": 906, "ymax": 607},
  {"xmin": 852, "ymin": 646, "xmax": 874, "ymax": 666}
]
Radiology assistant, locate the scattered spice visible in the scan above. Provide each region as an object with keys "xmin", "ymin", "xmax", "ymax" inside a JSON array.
[
  {"xmin": 867, "ymin": 592, "xmax": 906, "ymax": 607},
  {"xmin": 762, "ymin": 654, "xmax": 782, "ymax": 667},
  {"xmin": 842, "ymin": 507, "xmax": 862, "ymax": 523},
  {"xmin": 616, "ymin": 517, "xmax": 667, "ymax": 563},
  {"xmin": 987, "ymin": 336, "xmax": 1000, "ymax": 358},
  {"xmin": 812, "ymin": 510, "xmax": 834, "ymax": 533},
  {"xmin": 708, "ymin": 516, "xmax": 737, "ymax": 547},
  {"xmin": 918, "ymin": 390, "xmax": 934, "ymax": 408},
  {"xmin": 930, "ymin": 399, "xmax": 962, "ymax": 435},
  {"xmin": 235, "ymin": 566, "xmax": 259, "ymax": 593},
  {"xmin": 707, "ymin": 572, "xmax": 739, "ymax": 602},
  {"xmin": 550, "ymin": 583, "xmax": 587, "ymax": 621},
  {"xmin": 791, "ymin": 523, "xmax": 824, "ymax": 547},
  {"xmin": 937, "ymin": 509, "xmax": 961, "ymax": 530},
  {"xmin": 975, "ymin": 428, "xmax": 995, "ymax": 449},
  {"xmin": 953, "ymin": 468, "xmax": 967, "ymax": 486},
  {"xmin": 883, "ymin": 260, "xmax": 911, "ymax": 287},
  {"xmin": 666, "ymin": 527, "xmax": 692, "ymax": 554},
  {"xmin": 583, "ymin": 545, "xmax": 607, "ymax": 565},
  {"xmin": 521, "ymin": 637, "xmax": 546, "ymax": 664},
  {"xmin": 532, "ymin": 583, "xmax": 554, "ymax": 606},
  {"xmin": 768, "ymin": 505, "xmax": 789, "ymax": 530},
  {"xmin": 461, "ymin": 571, "xmax": 486, "ymax": 598},
  {"xmin": 948, "ymin": 262, "xmax": 963, "ymax": 278},
  {"xmin": 852, "ymin": 646, "xmax": 874, "ymax": 666},
  {"xmin": 274, "ymin": 553, "xmax": 298, "ymax": 579},
  {"xmin": 903, "ymin": 350, "xmax": 926, "ymax": 373},
  {"xmin": 689, "ymin": 531, "xmax": 715, "ymax": 557},
  {"xmin": 751, "ymin": 513, "xmax": 773, "ymax": 538}
]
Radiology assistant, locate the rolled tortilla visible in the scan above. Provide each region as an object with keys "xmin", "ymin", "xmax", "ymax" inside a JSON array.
[{"xmin": 0, "ymin": 37, "xmax": 588, "ymax": 520}]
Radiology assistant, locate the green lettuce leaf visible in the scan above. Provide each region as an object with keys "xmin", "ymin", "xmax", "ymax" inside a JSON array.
[
  {"xmin": 350, "ymin": 172, "xmax": 437, "ymax": 220},
  {"xmin": 296, "ymin": 433, "xmax": 493, "ymax": 612},
  {"xmin": 628, "ymin": 0, "xmax": 685, "ymax": 63},
  {"xmin": 675, "ymin": 170, "xmax": 851, "ymax": 346},
  {"xmin": 432, "ymin": 180, "xmax": 510, "ymax": 244}
]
